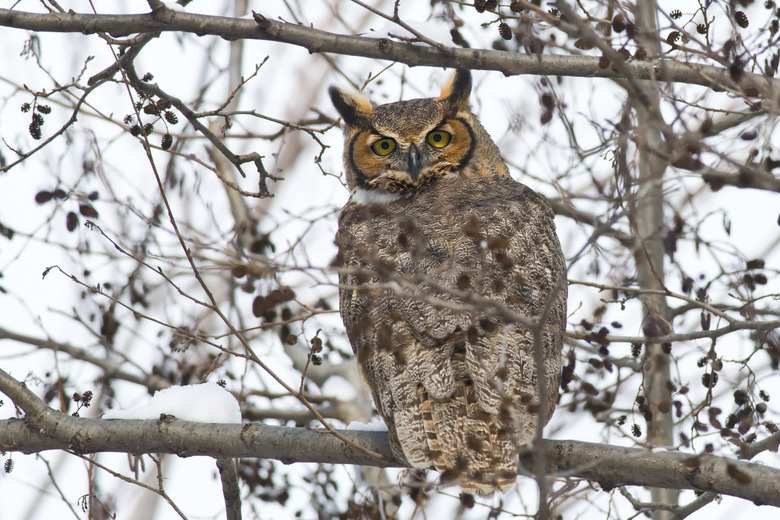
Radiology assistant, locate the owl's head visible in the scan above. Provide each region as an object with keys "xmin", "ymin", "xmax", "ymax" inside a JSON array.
[{"xmin": 329, "ymin": 70, "xmax": 508, "ymax": 196}]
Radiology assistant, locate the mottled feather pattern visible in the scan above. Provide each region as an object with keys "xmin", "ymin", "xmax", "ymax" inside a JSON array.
[
  {"xmin": 337, "ymin": 174, "xmax": 565, "ymax": 494},
  {"xmin": 331, "ymin": 71, "xmax": 567, "ymax": 495}
]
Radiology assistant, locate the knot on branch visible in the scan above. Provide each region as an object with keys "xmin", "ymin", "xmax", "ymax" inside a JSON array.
[
  {"xmin": 148, "ymin": 1, "xmax": 175, "ymax": 24},
  {"xmin": 252, "ymin": 11, "xmax": 270, "ymax": 28}
]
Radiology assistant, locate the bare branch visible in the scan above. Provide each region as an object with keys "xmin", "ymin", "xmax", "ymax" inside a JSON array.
[
  {"xmin": 3, "ymin": 368, "xmax": 780, "ymax": 508},
  {"xmin": 216, "ymin": 458, "xmax": 242, "ymax": 520},
  {"xmin": 2, "ymin": 413, "xmax": 780, "ymax": 507},
  {"xmin": 0, "ymin": 8, "xmax": 776, "ymax": 97}
]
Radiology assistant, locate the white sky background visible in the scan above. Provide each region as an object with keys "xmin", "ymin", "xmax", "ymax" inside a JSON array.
[{"xmin": 1, "ymin": 0, "xmax": 780, "ymax": 519}]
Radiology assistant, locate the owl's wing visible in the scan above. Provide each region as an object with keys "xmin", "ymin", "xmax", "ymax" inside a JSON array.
[{"xmin": 337, "ymin": 176, "xmax": 566, "ymax": 492}]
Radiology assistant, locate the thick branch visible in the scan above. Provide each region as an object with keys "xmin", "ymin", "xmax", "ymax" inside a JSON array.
[
  {"xmin": 0, "ymin": 414, "xmax": 393, "ymax": 465},
  {"xmin": 1, "ymin": 368, "xmax": 778, "ymax": 507},
  {"xmin": 0, "ymin": 8, "xmax": 776, "ymax": 97},
  {"xmin": 1, "ymin": 416, "xmax": 779, "ymax": 507},
  {"xmin": 216, "ymin": 458, "xmax": 242, "ymax": 520}
]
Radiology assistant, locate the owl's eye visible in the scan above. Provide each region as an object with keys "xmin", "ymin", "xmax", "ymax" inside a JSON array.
[
  {"xmin": 371, "ymin": 138, "xmax": 396, "ymax": 156},
  {"xmin": 426, "ymin": 130, "xmax": 451, "ymax": 148}
]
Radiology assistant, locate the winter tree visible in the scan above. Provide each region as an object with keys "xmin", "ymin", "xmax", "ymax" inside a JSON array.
[{"xmin": 1, "ymin": 1, "xmax": 779, "ymax": 519}]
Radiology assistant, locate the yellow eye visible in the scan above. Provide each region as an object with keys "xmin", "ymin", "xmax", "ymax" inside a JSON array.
[
  {"xmin": 426, "ymin": 130, "xmax": 451, "ymax": 148},
  {"xmin": 371, "ymin": 138, "xmax": 396, "ymax": 156}
]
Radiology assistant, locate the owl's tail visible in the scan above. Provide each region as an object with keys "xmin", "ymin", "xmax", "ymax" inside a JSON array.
[{"xmin": 400, "ymin": 380, "xmax": 523, "ymax": 496}]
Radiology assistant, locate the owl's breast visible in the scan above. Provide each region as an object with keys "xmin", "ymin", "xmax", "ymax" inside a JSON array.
[{"xmin": 337, "ymin": 172, "xmax": 563, "ymax": 342}]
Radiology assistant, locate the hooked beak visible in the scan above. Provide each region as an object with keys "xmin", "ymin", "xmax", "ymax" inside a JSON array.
[{"xmin": 408, "ymin": 147, "xmax": 422, "ymax": 182}]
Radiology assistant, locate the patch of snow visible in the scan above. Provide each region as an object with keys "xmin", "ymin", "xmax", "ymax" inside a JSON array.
[
  {"xmin": 103, "ymin": 383, "xmax": 242, "ymax": 423},
  {"xmin": 162, "ymin": 2, "xmax": 187, "ymax": 11},
  {"xmin": 346, "ymin": 416, "xmax": 388, "ymax": 432}
]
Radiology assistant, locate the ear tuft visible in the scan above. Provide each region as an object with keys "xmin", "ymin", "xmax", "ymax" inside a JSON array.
[
  {"xmin": 329, "ymin": 86, "xmax": 373, "ymax": 126},
  {"xmin": 438, "ymin": 70, "xmax": 472, "ymax": 108}
]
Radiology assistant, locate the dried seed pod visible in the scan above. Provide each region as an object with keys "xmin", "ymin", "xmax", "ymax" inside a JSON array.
[
  {"xmin": 734, "ymin": 11, "xmax": 749, "ymax": 28},
  {"xmin": 701, "ymin": 372, "xmax": 718, "ymax": 388},
  {"xmin": 612, "ymin": 13, "xmax": 627, "ymax": 33},
  {"xmin": 734, "ymin": 389, "xmax": 748, "ymax": 405},
  {"xmin": 29, "ymin": 121, "xmax": 42, "ymax": 140},
  {"xmin": 741, "ymin": 129, "xmax": 758, "ymax": 140},
  {"xmin": 730, "ymin": 59, "xmax": 745, "ymax": 82},
  {"xmin": 79, "ymin": 203, "xmax": 98, "ymax": 218},
  {"xmin": 35, "ymin": 190, "xmax": 53, "ymax": 204},
  {"xmin": 66, "ymin": 211, "xmax": 79, "ymax": 232},
  {"xmin": 450, "ymin": 28, "xmax": 469, "ymax": 47},
  {"xmin": 574, "ymin": 39, "xmax": 594, "ymax": 50},
  {"xmin": 701, "ymin": 310, "xmax": 711, "ymax": 330},
  {"xmin": 460, "ymin": 492, "xmax": 475, "ymax": 508},
  {"xmin": 231, "ymin": 264, "xmax": 248, "ymax": 278},
  {"xmin": 498, "ymin": 22, "xmax": 512, "ymax": 40}
]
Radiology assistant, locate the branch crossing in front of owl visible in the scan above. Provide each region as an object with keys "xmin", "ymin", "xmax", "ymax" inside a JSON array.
[{"xmin": 331, "ymin": 70, "xmax": 567, "ymax": 496}]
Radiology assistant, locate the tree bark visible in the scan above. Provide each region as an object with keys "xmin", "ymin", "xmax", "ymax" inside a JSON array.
[
  {"xmin": 633, "ymin": 1, "xmax": 678, "ymax": 517},
  {"xmin": 0, "ymin": 8, "xmax": 776, "ymax": 98},
  {"xmin": 2, "ymin": 415, "xmax": 779, "ymax": 507}
]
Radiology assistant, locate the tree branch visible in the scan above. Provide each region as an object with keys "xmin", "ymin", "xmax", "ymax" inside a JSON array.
[
  {"xmin": 0, "ymin": 8, "xmax": 776, "ymax": 97},
  {"xmin": 2, "ymin": 415, "xmax": 779, "ymax": 507},
  {"xmin": 216, "ymin": 458, "xmax": 242, "ymax": 520},
  {"xmin": 2, "ymin": 368, "xmax": 780, "ymax": 508}
]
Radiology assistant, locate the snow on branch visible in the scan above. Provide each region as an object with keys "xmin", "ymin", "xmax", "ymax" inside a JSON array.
[
  {"xmin": 1, "ymin": 368, "xmax": 779, "ymax": 508},
  {"xmin": 2, "ymin": 414, "xmax": 780, "ymax": 507}
]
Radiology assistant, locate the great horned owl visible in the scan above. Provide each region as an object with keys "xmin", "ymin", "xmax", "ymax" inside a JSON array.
[{"xmin": 330, "ymin": 70, "xmax": 567, "ymax": 495}]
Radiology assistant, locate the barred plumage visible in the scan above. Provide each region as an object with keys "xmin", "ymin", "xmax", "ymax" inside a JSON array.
[{"xmin": 331, "ymin": 70, "xmax": 567, "ymax": 495}]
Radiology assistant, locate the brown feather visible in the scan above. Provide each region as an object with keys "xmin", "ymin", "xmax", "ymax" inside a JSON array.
[{"xmin": 332, "ymin": 71, "xmax": 566, "ymax": 496}]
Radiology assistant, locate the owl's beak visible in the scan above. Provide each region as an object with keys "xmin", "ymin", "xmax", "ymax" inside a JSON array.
[{"xmin": 408, "ymin": 147, "xmax": 422, "ymax": 181}]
